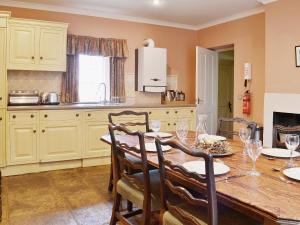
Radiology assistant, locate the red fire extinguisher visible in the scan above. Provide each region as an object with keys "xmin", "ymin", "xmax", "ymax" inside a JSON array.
[{"xmin": 243, "ymin": 90, "xmax": 251, "ymax": 115}]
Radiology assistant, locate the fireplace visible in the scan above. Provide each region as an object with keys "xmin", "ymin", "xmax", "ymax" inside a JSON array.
[{"xmin": 264, "ymin": 93, "xmax": 300, "ymax": 147}]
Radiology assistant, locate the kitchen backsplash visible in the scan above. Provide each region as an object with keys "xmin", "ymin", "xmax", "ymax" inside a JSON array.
[
  {"xmin": 8, "ymin": 70, "xmax": 62, "ymax": 93},
  {"xmin": 7, "ymin": 71, "xmax": 177, "ymax": 104}
]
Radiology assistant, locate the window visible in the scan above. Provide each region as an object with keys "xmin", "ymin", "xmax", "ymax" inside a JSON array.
[{"xmin": 78, "ymin": 54, "xmax": 110, "ymax": 103}]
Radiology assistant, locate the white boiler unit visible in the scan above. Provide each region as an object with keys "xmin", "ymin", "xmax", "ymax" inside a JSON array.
[{"xmin": 135, "ymin": 47, "xmax": 167, "ymax": 92}]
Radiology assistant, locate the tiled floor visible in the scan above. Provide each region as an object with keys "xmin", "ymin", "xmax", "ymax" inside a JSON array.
[{"xmin": 1, "ymin": 165, "xmax": 114, "ymax": 225}]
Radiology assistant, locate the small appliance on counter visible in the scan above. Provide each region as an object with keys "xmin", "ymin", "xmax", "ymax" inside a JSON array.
[
  {"xmin": 40, "ymin": 92, "xmax": 60, "ymax": 105},
  {"xmin": 8, "ymin": 90, "xmax": 40, "ymax": 105},
  {"xmin": 161, "ymin": 90, "xmax": 186, "ymax": 105}
]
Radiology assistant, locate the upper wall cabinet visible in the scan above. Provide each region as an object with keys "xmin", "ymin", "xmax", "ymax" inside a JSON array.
[{"xmin": 7, "ymin": 18, "xmax": 68, "ymax": 72}]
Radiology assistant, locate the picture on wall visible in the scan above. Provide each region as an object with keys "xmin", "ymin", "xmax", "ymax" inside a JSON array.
[{"xmin": 295, "ymin": 46, "xmax": 300, "ymax": 67}]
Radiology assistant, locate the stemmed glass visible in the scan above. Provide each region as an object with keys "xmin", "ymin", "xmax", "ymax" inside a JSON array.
[
  {"xmin": 176, "ymin": 120, "xmax": 189, "ymax": 143},
  {"xmin": 285, "ymin": 134, "xmax": 299, "ymax": 168},
  {"xmin": 239, "ymin": 128, "xmax": 251, "ymax": 155},
  {"xmin": 150, "ymin": 120, "xmax": 161, "ymax": 136},
  {"xmin": 246, "ymin": 140, "xmax": 263, "ymax": 176}
]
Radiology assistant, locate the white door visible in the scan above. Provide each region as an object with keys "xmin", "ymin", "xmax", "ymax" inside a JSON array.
[{"xmin": 196, "ymin": 47, "xmax": 218, "ymax": 134}]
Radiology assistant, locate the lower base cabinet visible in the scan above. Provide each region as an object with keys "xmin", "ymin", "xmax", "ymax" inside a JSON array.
[
  {"xmin": 40, "ymin": 122, "xmax": 82, "ymax": 162},
  {"xmin": 8, "ymin": 123, "xmax": 38, "ymax": 165},
  {"xmin": 0, "ymin": 110, "xmax": 5, "ymax": 167},
  {"xmin": 84, "ymin": 122, "xmax": 111, "ymax": 158}
]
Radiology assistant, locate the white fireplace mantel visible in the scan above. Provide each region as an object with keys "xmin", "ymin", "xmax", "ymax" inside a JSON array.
[{"xmin": 264, "ymin": 92, "xmax": 300, "ymax": 147}]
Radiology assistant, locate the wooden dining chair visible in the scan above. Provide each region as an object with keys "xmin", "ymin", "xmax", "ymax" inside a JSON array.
[
  {"xmin": 217, "ymin": 117, "xmax": 257, "ymax": 139},
  {"xmin": 273, "ymin": 124, "xmax": 300, "ymax": 150},
  {"xmin": 155, "ymin": 138, "xmax": 218, "ymax": 225},
  {"xmin": 107, "ymin": 110, "xmax": 152, "ymax": 192},
  {"xmin": 155, "ymin": 138, "xmax": 262, "ymax": 225},
  {"xmin": 108, "ymin": 123, "xmax": 160, "ymax": 225}
]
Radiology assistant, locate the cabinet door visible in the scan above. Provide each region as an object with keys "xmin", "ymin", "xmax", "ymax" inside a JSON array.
[
  {"xmin": 8, "ymin": 123, "xmax": 38, "ymax": 165},
  {"xmin": 40, "ymin": 122, "xmax": 82, "ymax": 162},
  {"xmin": 8, "ymin": 24, "xmax": 36, "ymax": 67},
  {"xmin": 38, "ymin": 27, "xmax": 66, "ymax": 70},
  {"xmin": 0, "ymin": 28, "xmax": 6, "ymax": 107},
  {"xmin": 0, "ymin": 110, "xmax": 5, "ymax": 167},
  {"xmin": 84, "ymin": 122, "xmax": 110, "ymax": 158}
]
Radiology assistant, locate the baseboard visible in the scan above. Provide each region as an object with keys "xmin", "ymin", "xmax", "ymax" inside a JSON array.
[{"xmin": 1, "ymin": 157, "xmax": 111, "ymax": 176}]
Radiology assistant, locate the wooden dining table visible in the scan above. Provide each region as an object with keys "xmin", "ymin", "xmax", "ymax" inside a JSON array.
[{"xmin": 101, "ymin": 132, "xmax": 300, "ymax": 225}]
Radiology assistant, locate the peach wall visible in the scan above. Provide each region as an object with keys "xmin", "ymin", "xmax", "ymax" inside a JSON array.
[
  {"xmin": 265, "ymin": 0, "xmax": 300, "ymax": 94},
  {"xmin": 0, "ymin": 5, "xmax": 198, "ymax": 103},
  {"xmin": 197, "ymin": 14, "xmax": 265, "ymax": 124}
]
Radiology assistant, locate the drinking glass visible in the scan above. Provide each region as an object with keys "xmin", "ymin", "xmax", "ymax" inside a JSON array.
[
  {"xmin": 285, "ymin": 134, "xmax": 299, "ymax": 168},
  {"xmin": 150, "ymin": 120, "xmax": 161, "ymax": 135},
  {"xmin": 239, "ymin": 128, "xmax": 251, "ymax": 155},
  {"xmin": 246, "ymin": 140, "xmax": 263, "ymax": 176},
  {"xmin": 176, "ymin": 120, "xmax": 189, "ymax": 143}
]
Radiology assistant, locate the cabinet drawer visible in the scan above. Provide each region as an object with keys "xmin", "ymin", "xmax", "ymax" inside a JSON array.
[
  {"xmin": 9, "ymin": 111, "xmax": 38, "ymax": 122},
  {"xmin": 40, "ymin": 110, "xmax": 82, "ymax": 121},
  {"xmin": 174, "ymin": 108, "xmax": 196, "ymax": 117},
  {"xmin": 148, "ymin": 109, "xmax": 172, "ymax": 119},
  {"xmin": 85, "ymin": 110, "xmax": 108, "ymax": 122}
]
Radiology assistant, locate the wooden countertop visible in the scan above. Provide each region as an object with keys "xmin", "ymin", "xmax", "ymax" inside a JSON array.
[{"xmin": 7, "ymin": 103, "xmax": 196, "ymax": 111}]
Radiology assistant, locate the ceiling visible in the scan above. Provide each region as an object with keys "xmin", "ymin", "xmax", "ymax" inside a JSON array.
[{"xmin": 0, "ymin": 0, "xmax": 273, "ymax": 30}]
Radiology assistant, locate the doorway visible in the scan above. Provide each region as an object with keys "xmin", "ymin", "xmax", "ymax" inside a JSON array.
[{"xmin": 217, "ymin": 50, "xmax": 234, "ymax": 132}]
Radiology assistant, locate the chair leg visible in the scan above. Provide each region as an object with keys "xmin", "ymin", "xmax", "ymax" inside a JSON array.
[
  {"xmin": 110, "ymin": 192, "xmax": 121, "ymax": 225},
  {"xmin": 108, "ymin": 162, "xmax": 113, "ymax": 192}
]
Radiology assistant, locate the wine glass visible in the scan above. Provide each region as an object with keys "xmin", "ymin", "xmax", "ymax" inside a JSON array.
[
  {"xmin": 285, "ymin": 134, "xmax": 299, "ymax": 168},
  {"xmin": 150, "ymin": 120, "xmax": 161, "ymax": 136},
  {"xmin": 246, "ymin": 140, "xmax": 263, "ymax": 176},
  {"xmin": 239, "ymin": 128, "xmax": 251, "ymax": 155},
  {"xmin": 176, "ymin": 120, "xmax": 189, "ymax": 143}
]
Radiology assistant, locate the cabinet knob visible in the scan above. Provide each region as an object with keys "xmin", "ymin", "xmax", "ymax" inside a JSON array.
[
  {"xmin": 31, "ymin": 56, "xmax": 35, "ymax": 59},
  {"xmin": 33, "ymin": 130, "xmax": 36, "ymax": 133},
  {"xmin": 0, "ymin": 97, "xmax": 2, "ymax": 101},
  {"xmin": 31, "ymin": 115, "xmax": 34, "ymax": 118},
  {"xmin": 0, "ymin": 117, "xmax": 2, "ymax": 121},
  {"xmin": 76, "ymin": 114, "xmax": 79, "ymax": 117},
  {"xmin": 44, "ymin": 114, "xmax": 48, "ymax": 118},
  {"xmin": 40, "ymin": 56, "xmax": 43, "ymax": 60},
  {"xmin": 88, "ymin": 113, "xmax": 91, "ymax": 117},
  {"xmin": 12, "ymin": 115, "xmax": 16, "ymax": 119},
  {"xmin": 191, "ymin": 110, "xmax": 194, "ymax": 113},
  {"xmin": 174, "ymin": 123, "xmax": 177, "ymax": 126},
  {"xmin": 175, "ymin": 111, "xmax": 178, "ymax": 114},
  {"xmin": 149, "ymin": 111, "xmax": 152, "ymax": 115},
  {"xmin": 42, "ymin": 129, "xmax": 45, "ymax": 133},
  {"xmin": 168, "ymin": 123, "xmax": 170, "ymax": 126},
  {"xmin": 166, "ymin": 111, "xmax": 169, "ymax": 114}
]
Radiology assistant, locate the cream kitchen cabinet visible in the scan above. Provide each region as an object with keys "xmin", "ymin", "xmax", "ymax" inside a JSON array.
[
  {"xmin": 84, "ymin": 121, "xmax": 111, "ymax": 158},
  {"xmin": 7, "ymin": 111, "xmax": 39, "ymax": 165},
  {"xmin": 0, "ymin": 14, "xmax": 8, "ymax": 108},
  {"xmin": 40, "ymin": 121, "xmax": 82, "ymax": 162},
  {"xmin": 7, "ymin": 18, "xmax": 68, "ymax": 71},
  {"xmin": 0, "ymin": 110, "xmax": 5, "ymax": 167}
]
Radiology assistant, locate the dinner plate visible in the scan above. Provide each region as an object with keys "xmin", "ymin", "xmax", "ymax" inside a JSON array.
[
  {"xmin": 198, "ymin": 134, "xmax": 227, "ymax": 142},
  {"xmin": 135, "ymin": 142, "xmax": 172, "ymax": 152},
  {"xmin": 182, "ymin": 160, "xmax": 230, "ymax": 176},
  {"xmin": 283, "ymin": 167, "xmax": 300, "ymax": 181},
  {"xmin": 144, "ymin": 132, "xmax": 173, "ymax": 138},
  {"xmin": 262, "ymin": 148, "xmax": 300, "ymax": 158}
]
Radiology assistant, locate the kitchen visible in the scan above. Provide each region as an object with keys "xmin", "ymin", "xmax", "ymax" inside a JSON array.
[{"xmin": 1, "ymin": 0, "xmax": 300, "ymax": 225}]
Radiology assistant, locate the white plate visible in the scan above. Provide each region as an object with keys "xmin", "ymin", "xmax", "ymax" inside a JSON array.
[
  {"xmin": 144, "ymin": 132, "xmax": 173, "ymax": 138},
  {"xmin": 262, "ymin": 148, "xmax": 300, "ymax": 158},
  {"xmin": 135, "ymin": 142, "xmax": 172, "ymax": 152},
  {"xmin": 182, "ymin": 160, "xmax": 230, "ymax": 176},
  {"xmin": 283, "ymin": 167, "xmax": 300, "ymax": 181},
  {"xmin": 198, "ymin": 134, "xmax": 227, "ymax": 143}
]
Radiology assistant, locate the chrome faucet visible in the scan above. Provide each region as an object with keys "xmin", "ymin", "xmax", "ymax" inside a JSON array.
[{"xmin": 98, "ymin": 82, "xmax": 107, "ymax": 103}]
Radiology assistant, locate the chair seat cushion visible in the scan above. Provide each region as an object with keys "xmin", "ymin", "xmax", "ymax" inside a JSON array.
[
  {"xmin": 116, "ymin": 169, "xmax": 161, "ymax": 211},
  {"xmin": 163, "ymin": 203, "xmax": 261, "ymax": 225}
]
